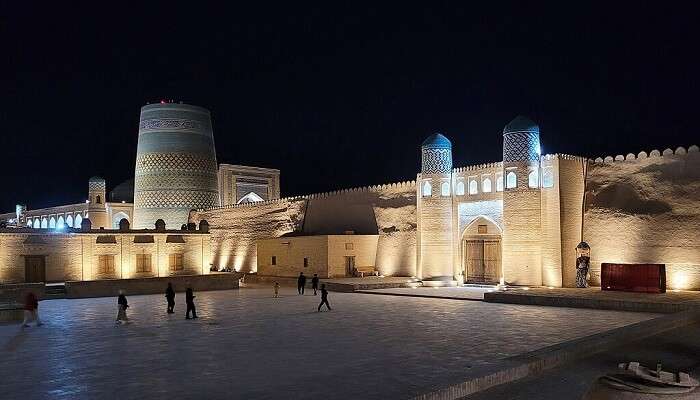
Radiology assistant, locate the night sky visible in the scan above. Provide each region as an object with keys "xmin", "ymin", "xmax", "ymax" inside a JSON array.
[{"xmin": 2, "ymin": 4, "xmax": 697, "ymax": 212}]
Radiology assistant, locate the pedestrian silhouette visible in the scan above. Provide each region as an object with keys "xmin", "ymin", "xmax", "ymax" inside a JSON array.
[
  {"xmin": 116, "ymin": 290, "xmax": 129, "ymax": 324},
  {"xmin": 165, "ymin": 283, "xmax": 175, "ymax": 314},
  {"xmin": 185, "ymin": 286, "xmax": 198, "ymax": 319},
  {"xmin": 297, "ymin": 272, "xmax": 306, "ymax": 295},
  {"xmin": 311, "ymin": 274, "xmax": 319, "ymax": 295},
  {"xmin": 274, "ymin": 281, "xmax": 280, "ymax": 298},
  {"xmin": 317, "ymin": 284, "xmax": 331, "ymax": 311},
  {"xmin": 22, "ymin": 291, "xmax": 42, "ymax": 328}
]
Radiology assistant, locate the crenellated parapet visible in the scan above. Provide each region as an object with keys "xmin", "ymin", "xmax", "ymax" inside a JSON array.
[
  {"xmin": 452, "ymin": 161, "xmax": 503, "ymax": 173},
  {"xmin": 541, "ymin": 153, "xmax": 588, "ymax": 162},
  {"xmin": 306, "ymin": 180, "xmax": 417, "ymax": 199},
  {"xmin": 199, "ymin": 180, "xmax": 417, "ymax": 211},
  {"xmin": 593, "ymin": 145, "xmax": 698, "ymax": 163}
]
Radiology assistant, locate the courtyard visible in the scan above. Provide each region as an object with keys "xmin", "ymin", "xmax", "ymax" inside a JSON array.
[{"xmin": 0, "ymin": 287, "xmax": 658, "ymax": 399}]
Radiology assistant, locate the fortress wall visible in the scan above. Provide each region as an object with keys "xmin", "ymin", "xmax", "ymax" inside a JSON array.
[
  {"xmin": 539, "ymin": 156, "xmax": 563, "ymax": 287},
  {"xmin": 192, "ymin": 181, "xmax": 417, "ymax": 276},
  {"xmin": 191, "ymin": 197, "xmax": 308, "ymax": 272},
  {"xmin": 0, "ymin": 233, "xmax": 84, "ymax": 283},
  {"xmin": 584, "ymin": 147, "xmax": 700, "ymax": 289},
  {"xmin": 557, "ymin": 156, "xmax": 587, "ymax": 287},
  {"xmin": 502, "ymin": 189, "xmax": 542, "ymax": 285},
  {"xmin": 0, "ymin": 232, "xmax": 210, "ymax": 284}
]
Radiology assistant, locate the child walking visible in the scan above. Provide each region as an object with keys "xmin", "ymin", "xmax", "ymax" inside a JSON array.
[{"xmin": 273, "ymin": 281, "xmax": 280, "ymax": 298}]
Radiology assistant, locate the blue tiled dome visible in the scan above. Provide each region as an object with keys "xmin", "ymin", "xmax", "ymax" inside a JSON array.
[
  {"xmin": 421, "ymin": 133, "xmax": 452, "ymax": 149},
  {"xmin": 503, "ymin": 116, "xmax": 539, "ymax": 134}
]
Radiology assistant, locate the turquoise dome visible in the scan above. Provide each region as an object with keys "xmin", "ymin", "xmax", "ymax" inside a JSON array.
[
  {"xmin": 503, "ymin": 116, "xmax": 539, "ymax": 134},
  {"xmin": 421, "ymin": 133, "xmax": 451, "ymax": 149}
]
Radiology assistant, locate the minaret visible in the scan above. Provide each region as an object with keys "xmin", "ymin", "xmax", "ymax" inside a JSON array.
[
  {"xmin": 501, "ymin": 116, "xmax": 542, "ymax": 285},
  {"xmin": 132, "ymin": 102, "xmax": 219, "ymax": 229},
  {"xmin": 417, "ymin": 133, "xmax": 456, "ymax": 286},
  {"xmin": 88, "ymin": 176, "xmax": 108, "ymax": 229}
]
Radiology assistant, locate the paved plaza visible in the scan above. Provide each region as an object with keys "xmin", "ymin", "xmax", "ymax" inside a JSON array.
[
  {"xmin": 465, "ymin": 322, "xmax": 700, "ymax": 399},
  {"xmin": 0, "ymin": 287, "xmax": 658, "ymax": 399}
]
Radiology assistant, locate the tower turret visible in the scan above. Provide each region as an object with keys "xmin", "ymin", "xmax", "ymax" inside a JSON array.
[
  {"xmin": 417, "ymin": 133, "xmax": 456, "ymax": 285},
  {"xmin": 501, "ymin": 116, "xmax": 542, "ymax": 285},
  {"xmin": 88, "ymin": 176, "xmax": 108, "ymax": 229}
]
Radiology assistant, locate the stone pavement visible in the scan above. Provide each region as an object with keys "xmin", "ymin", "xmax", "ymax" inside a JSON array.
[
  {"xmin": 464, "ymin": 322, "xmax": 700, "ymax": 400},
  {"xmin": 0, "ymin": 288, "xmax": 658, "ymax": 400},
  {"xmin": 486, "ymin": 287, "xmax": 700, "ymax": 313},
  {"xmin": 357, "ymin": 286, "xmax": 490, "ymax": 300}
]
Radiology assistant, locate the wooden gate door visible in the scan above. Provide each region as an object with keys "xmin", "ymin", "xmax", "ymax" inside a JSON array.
[
  {"xmin": 465, "ymin": 240, "xmax": 485, "ymax": 282},
  {"xmin": 24, "ymin": 256, "xmax": 46, "ymax": 283},
  {"xmin": 483, "ymin": 239, "xmax": 502, "ymax": 283}
]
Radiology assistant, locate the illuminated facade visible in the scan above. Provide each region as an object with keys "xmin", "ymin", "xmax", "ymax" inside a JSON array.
[
  {"xmin": 192, "ymin": 116, "xmax": 700, "ymax": 290},
  {"xmin": 0, "ymin": 223, "xmax": 211, "ymax": 283},
  {"xmin": 0, "ymin": 177, "xmax": 134, "ymax": 231},
  {"xmin": 132, "ymin": 103, "xmax": 219, "ymax": 229},
  {"xmin": 1, "ymin": 111, "xmax": 699, "ymax": 290}
]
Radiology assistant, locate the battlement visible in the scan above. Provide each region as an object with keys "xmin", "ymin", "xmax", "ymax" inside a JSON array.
[
  {"xmin": 452, "ymin": 161, "xmax": 503, "ymax": 173},
  {"xmin": 199, "ymin": 180, "xmax": 417, "ymax": 212},
  {"xmin": 541, "ymin": 153, "xmax": 588, "ymax": 162},
  {"xmin": 593, "ymin": 145, "xmax": 698, "ymax": 163},
  {"xmin": 306, "ymin": 180, "xmax": 416, "ymax": 199}
]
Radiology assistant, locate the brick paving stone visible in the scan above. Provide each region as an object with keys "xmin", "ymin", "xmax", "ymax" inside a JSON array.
[{"xmin": 0, "ymin": 287, "xmax": 658, "ymax": 400}]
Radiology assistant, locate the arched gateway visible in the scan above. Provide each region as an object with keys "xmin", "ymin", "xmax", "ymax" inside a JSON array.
[{"xmin": 461, "ymin": 216, "xmax": 502, "ymax": 283}]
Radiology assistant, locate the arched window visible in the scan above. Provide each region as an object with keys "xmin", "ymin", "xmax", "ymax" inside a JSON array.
[
  {"xmin": 49, "ymin": 217, "xmax": 56, "ymax": 229},
  {"xmin": 422, "ymin": 181, "xmax": 432, "ymax": 197},
  {"xmin": 33, "ymin": 219, "xmax": 40, "ymax": 229},
  {"xmin": 542, "ymin": 169, "xmax": 554, "ymax": 188},
  {"xmin": 27, "ymin": 220, "xmax": 32, "ymax": 227},
  {"xmin": 441, "ymin": 182, "xmax": 450, "ymax": 196},
  {"xmin": 96, "ymin": 195, "xmax": 102, "ymax": 204},
  {"xmin": 496, "ymin": 175, "xmax": 504, "ymax": 192},
  {"xmin": 41, "ymin": 218, "xmax": 48, "ymax": 228},
  {"xmin": 237, "ymin": 192, "xmax": 265, "ymax": 204},
  {"xmin": 482, "ymin": 178, "xmax": 492, "ymax": 193},
  {"xmin": 469, "ymin": 180, "xmax": 478, "ymax": 195},
  {"xmin": 74, "ymin": 214, "xmax": 83, "ymax": 228},
  {"xmin": 66, "ymin": 215, "xmax": 74, "ymax": 228},
  {"xmin": 456, "ymin": 181, "xmax": 465, "ymax": 195},
  {"xmin": 57, "ymin": 216, "xmax": 65, "ymax": 229},
  {"xmin": 528, "ymin": 170, "xmax": 539, "ymax": 188},
  {"xmin": 506, "ymin": 172, "xmax": 517, "ymax": 189},
  {"xmin": 112, "ymin": 212, "xmax": 129, "ymax": 228}
]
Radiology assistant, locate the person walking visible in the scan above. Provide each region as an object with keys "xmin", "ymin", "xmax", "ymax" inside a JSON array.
[
  {"xmin": 273, "ymin": 281, "xmax": 280, "ymax": 298},
  {"xmin": 311, "ymin": 274, "xmax": 320, "ymax": 295},
  {"xmin": 116, "ymin": 290, "xmax": 129, "ymax": 324},
  {"xmin": 297, "ymin": 272, "xmax": 306, "ymax": 295},
  {"xmin": 22, "ymin": 291, "xmax": 42, "ymax": 328},
  {"xmin": 165, "ymin": 282, "xmax": 175, "ymax": 314},
  {"xmin": 317, "ymin": 284, "xmax": 331, "ymax": 311},
  {"xmin": 185, "ymin": 286, "xmax": 198, "ymax": 319}
]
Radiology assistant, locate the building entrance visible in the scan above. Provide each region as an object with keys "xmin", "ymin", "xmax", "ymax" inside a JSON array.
[
  {"xmin": 24, "ymin": 255, "xmax": 46, "ymax": 283},
  {"xmin": 464, "ymin": 239, "xmax": 501, "ymax": 283},
  {"xmin": 345, "ymin": 256, "xmax": 356, "ymax": 276}
]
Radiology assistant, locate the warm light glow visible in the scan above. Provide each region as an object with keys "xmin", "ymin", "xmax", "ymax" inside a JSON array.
[{"xmin": 670, "ymin": 272, "xmax": 690, "ymax": 290}]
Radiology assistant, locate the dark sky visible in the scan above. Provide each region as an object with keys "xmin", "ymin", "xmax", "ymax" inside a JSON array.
[{"xmin": 1, "ymin": 3, "xmax": 698, "ymax": 211}]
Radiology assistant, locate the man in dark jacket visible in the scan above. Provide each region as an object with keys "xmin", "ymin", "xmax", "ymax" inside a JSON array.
[
  {"xmin": 185, "ymin": 286, "xmax": 197, "ymax": 319},
  {"xmin": 311, "ymin": 274, "xmax": 320, "ymax": 295},
  {"xmin": 116, "ymin": 290, "xmax": 129, "ymax": 324},
  {"xmin": 317, "ymin": 284, "xmax": 331, "ymax": 311},
  {"xmin": 297, "ymin": 272, "xmax": 306, "ymax": 295},
  {"xmin": 165, "ymin": 283, "xmax": 175, "ymax": 314}
]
